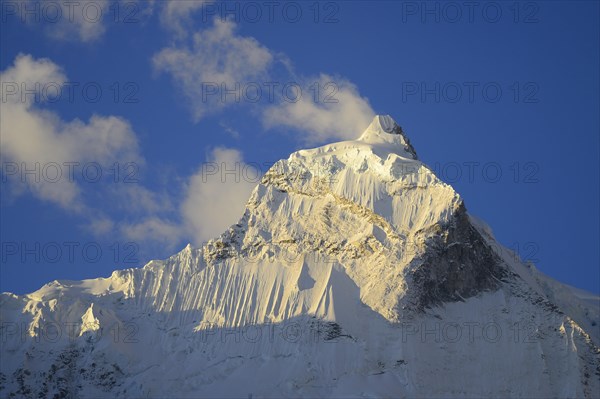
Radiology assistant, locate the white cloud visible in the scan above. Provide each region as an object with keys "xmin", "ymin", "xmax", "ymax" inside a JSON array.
[
  {"xmin": 12, "ymin": 0, "xmax": 109, "ymax": 42},
  {"xmin": 54, "ymin": 0, "xmax": 109, "ymax": 42},
  {"xmin": 153, "ymin": 18, "xmax": 274, "ymax": 121},
  {"xmin": 86, "ymin": 216, "xmax": 115, "ymax": 236},
  {"xmin": 160, "ymin": 0, "xmax": 209, "ymax": 37},
  {"xmin": 0, "ymin": 54, "xmax": 141, "ymax": 211},
  {"xmin": 261, "ymin": 74, "xmax": 375, "ymax": 143},
  {"xmin": 181, "ymin": 147, "xmax": 256, "ymax": 245},
  {"xmin": 10, "ymin": 0, "xmax": 155, "ymax": 42},
  {"xmin": 119, "ymin": 217, "xmax": 183, "ymax": 250}
]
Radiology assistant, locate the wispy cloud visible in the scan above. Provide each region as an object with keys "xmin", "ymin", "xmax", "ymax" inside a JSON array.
[
  {"xmin": 153, "ymin": 18, "xmax": 274, "ymax": 121},
  {"xmin": 119, "ymin": 217, "xmax": 183, "ymax": 250},
  {"xmin": 159, "ymin": 0, "xmax": 209, "ymax": 37},
  {"xmin": 219, "ymin": 121, "xmax": 241, "ymax": 139}
]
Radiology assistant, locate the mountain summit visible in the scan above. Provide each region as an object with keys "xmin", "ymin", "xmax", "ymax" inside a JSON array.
[
  {"xmin": 358, "ymin": 115, "xmax": 418, "ymax": 159},
  {"xmin": 1, "ymin": 116, "xmax": 599, "ymax": 398}
]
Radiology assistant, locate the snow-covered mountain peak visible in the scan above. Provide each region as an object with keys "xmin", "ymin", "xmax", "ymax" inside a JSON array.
[
  {"xmin": 357, "ymin": 114, "xmax": 418, "ymax": 159},
  {"xmin": 372, "ymin": 114, "xmax": 399, "ymax": 133},
  {"xmin": 2, "ymin": 115, "xmax": 599, "ymax": 398}
]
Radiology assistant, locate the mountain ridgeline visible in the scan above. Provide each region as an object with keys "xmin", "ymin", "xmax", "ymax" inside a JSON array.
[{"xmin": 1, "ymin": 115, "xmax": 599, "ymax": 398}]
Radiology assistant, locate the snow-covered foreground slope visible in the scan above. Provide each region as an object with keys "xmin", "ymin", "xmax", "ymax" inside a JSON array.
[{"xmin": 1, "ymin": 115, "xmax": 599, "ymax": 398}]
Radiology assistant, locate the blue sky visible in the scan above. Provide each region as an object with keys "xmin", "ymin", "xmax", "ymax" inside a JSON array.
[{"xmin": 1, "ymin": 0, "xmax": 598, "ymax": 295}]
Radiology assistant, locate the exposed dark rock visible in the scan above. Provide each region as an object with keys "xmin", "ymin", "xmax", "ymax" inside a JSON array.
[{"xmin": 407, "ymin": 203, "xmax": 509, "ymax": 311}]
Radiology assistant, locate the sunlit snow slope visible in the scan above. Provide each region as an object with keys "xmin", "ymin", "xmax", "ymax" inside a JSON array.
[{"xmin": 1, "ymin": 115, "xmax": 599, "ymax": 398}]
